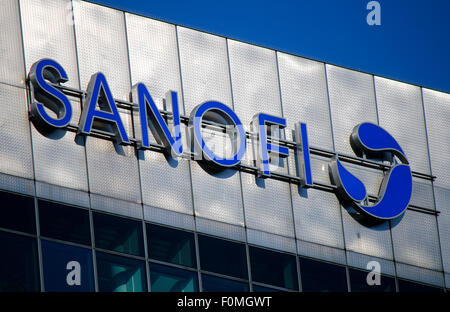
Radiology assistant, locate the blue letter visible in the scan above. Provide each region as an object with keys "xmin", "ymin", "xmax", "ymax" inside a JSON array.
[
  {"xmin": 189, "ymin": 101, "xmax": 246, "ymax": 167},
  {"xmin": 251, "ymin": 113, "xmax": 289, "ymax": 177},
  {"xmin": 28, "ymin": 58, "xmax": 72, "ymax": 133},
  {"xmin": 295, "ymin": 122, "xmax": 313, "ymax": 187},
  {"xmin": 132, "ymin": 83, "xmax": 183, "ymax": 156},
  {"xmin": 78, "ymin": 73, "xmax": 129, "ymax": 144}
]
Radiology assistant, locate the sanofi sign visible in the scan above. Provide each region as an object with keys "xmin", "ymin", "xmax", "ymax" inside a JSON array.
[{"xmin": 28, "ymin": 58, "xmax": 412, "ymax": 222}]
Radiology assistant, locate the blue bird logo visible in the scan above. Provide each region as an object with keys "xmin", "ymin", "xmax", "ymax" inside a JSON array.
[{"xmin": 329, "ymin": 123, "xmax": 412, "ymax": 220}]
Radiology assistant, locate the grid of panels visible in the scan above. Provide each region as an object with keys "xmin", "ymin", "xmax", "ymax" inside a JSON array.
[
  {"xmin": 0, "ymin": 0, "xmax": 447, "ymax": 290},
  {"xmin": 0, "ymin": 0, "xmax": 25, "ymax": 87},
  {"xmin": 0, "ymin": 192, "xmax": 445, "ymax": 292}
]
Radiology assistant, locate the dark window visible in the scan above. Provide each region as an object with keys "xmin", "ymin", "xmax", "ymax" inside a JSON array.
[
  {"xmin": 96, "ymin": 252, "xmax": 147, "ymax": 292},
  {"xmin": 249, "ymin": 246, "xmax": 298, "ymax": 290},
  {"xmin": 150, "ymin": 263, "xmax": 198, "ymax": 292},
  {"xmin": 93, "ymin": 212, "xmax": 144, "ymax": 257},
  {"xmin": 39, "ymin": 200, "xmax": 91, "ymax": 246},
  {"xmin": 146, "ymin": 223, "xmax": 196, "ymax": 268},
  {"xmin": 0, "ymin": 191, "xmax": 35, "ymax": 234},
  {"xmin": 349, "ymin": 268, "xmax": 396, "ymax": 292},
  {"xmin": 398, "ymin": 279, "xmax": 443, "ymax": 292},
  {"xmin": 201, "ymin": 274, "xmax": 249, "ymax": 292},
  {"xmin": 299, "ymin": 257, "xmax": 348, "ymax": 292},
  {"xmin": 41, "ymin": 240, "xmax": 94, "ymax": 292},
  {"xmin": 198, "ymin": 235, "xmax": 247, "ymax": 279},
  {"xmin": 0, "ymin": 231, "xmax": 39, "ymax": 292},
  {"xmin": 252, "ymin": 284, "xmax": 280, "ymax": 292}
]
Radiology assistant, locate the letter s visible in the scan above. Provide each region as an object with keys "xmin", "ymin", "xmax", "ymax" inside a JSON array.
[{"xmin": 28, "ymin": 58, "xmax": 72, "ymax": 133}]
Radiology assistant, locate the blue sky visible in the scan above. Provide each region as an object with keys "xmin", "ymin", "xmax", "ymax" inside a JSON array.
[{"xmin": 87, "ymin": 0, "xmax": 450, "ymax": 93}]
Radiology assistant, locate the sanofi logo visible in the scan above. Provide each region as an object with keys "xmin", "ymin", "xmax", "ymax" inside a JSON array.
[
  {"xmin": 28, "ymin": 58, "xmax": 412, "ymax": 223},
  {"xmin": 329, "ymin": 123, "xmax": 412, "ymax": 220}
]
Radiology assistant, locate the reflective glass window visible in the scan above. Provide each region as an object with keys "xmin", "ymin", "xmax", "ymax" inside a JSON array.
[
  {"xmin": 299, "ymin": 257, "xmax": 348, "ymax": 292},
  {"xmin": 147, "ymin": 223, "xmax": 196, "ymax": 268},
  {"xmin": 249, "ymin": 246, "xmax": 298, "ymax": 290},
  {"xmin": 252, "ymin": 284, "xmax": 280, "ymax": 292},
  {"xmin": 150, "ymin": 263, "xmax": 198, "ymax": 292},
  {"xmin": 93, "ymin": 212, "xmax": 144, "ymax": 257},
  {"xmin": 201, "ymin": 274, "xmax": 249, "ymax": 292},
  {"xmin": 96, "ymin": 252, "xmax": 147, "ymax": 292},
  {"xmin": 198, "ymin": 235, "xmax": 247, "ymax": 279},
  {"xmin": 0, "ymin": 191, "xmax": 35, "ymax": 234},
  {"xmin": 41, "ymin": 240, "xmax": 94, "ymax": 292},
  {"xmin": 349, "ymin": 268, "xmax": 396, "ymax": 292},
  {"xmin": 39, "ymin": 200, "xmax": 90, "ymax": 246},
  {"xmin": 398, "ymin": 279, "xmax": 443, "ymax": 292},
  {"xmin": 0, "ymin": 231, "xmax": 39, "ymax": 291}
]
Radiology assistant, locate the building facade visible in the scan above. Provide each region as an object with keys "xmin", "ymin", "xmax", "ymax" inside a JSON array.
[{"xmin": 0, "ymin": 0, "xmax": 449, "ymax": 292}]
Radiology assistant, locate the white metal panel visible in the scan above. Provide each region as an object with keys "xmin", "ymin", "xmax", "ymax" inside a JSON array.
[
  {"xmin": 446, "ymin": 273, "xmax": 450, "ymax": 289},
  {"xmin": 227, "ymin": 40, "xmax": 282, "ymax": 125},
  {"xmin": 277, "ymin": 53, "xmax": 333, "ymax": 149},
  {"xmin": 396, "ymin": 262, "xmax": 444, "ymax": 288},
  {"xmin": 91, "ymin": 193, "xmax": 142, "ymax": 220},
  {"xmin": 36, "ymin": 181, "xmax": 89, "ymax": 208},
  {"xmin": 31, "ymin": 128, "xmax": 88, "ymax": 193},
  {"xmin": 228, "ymin": 40, "xmax": 288, "ymax": 175},
  {"xmin": 410, "ymin": 177, "xmax": 434, "ymax": 210},
  {"xmin": 375, "ymin": 77, "xmax": 430, "ymax": 175},
  {"xmin": 190, "ymin": 161, "xmax": 244, "ymax": 226},
  {"xmin": 242, "ymin": 172, "xmax": 295, "ymax": 238},
  {"xmin": 73, "ymin": 2, "xmax": 141, "ymax": 205},
  {"xmin": 144, "ymin": 205, "xmax": 195, "ymax": 232},
  {"xmin": 126, "ymin": 13, "xmax": 183, "ymax": 109},
  {"xmin": 309, "ymin": 155, "xmax": 332, "ymax": 185},
  {"xmin": 85, "ymin": 135, "xmax": 141, "ymax": 204},
  {"xmin": 434, "ymin": 186, "xmax": 450, "ymax": 274},
  {"xmin": 422, "ymin": 88, "xmax": 450, "ymax": 188},
  {"xmin": 346, "ymin": 251, "xmax": 396, "ymax": 276},
  {"xmin": 20, "ymin": 0, "xmax": 79, "ymax": 89},
  {"xmin": 292, "ymin": 187, "xmax": 344, "ymax": 248},
  {"xmin": 297, "ymin": 240, "xmax": 346, "ymax": 265},
  {"xmin": 73, "ymin": 1, "xmax": 130, "ymax": 99},
  {"xmin": 391, "ymin": 210, "xmax": 442, "ymax": 271},
  {"xmin": 177, "ymin": 26, "xmax": 232, "ymax": 113},
  {"xmin": 327, "ymin": 65, "xmax": 378, "ymax": 155},
  {"xmin": 247, "ymin": 229, "xmax": 297, "ymax": 254},
  {"xmin": 0, "ymin": 172, "xmax": 34, "ymax": 196},
  {"xmin": 196, "ymin": 217, "xmax": 246, "ymax": 242},
  {"xmin": 0, "ymin": 84, "xmax": 34, "ymax": 179},
  {"xmin": 341, "ymin": 206, "xmax": 394, "ymax": 260},
  {"xmin": 0, "ymin": 0, "xmax": 25, "ymax": 86},
  {"xmin": 138, "ymin": 150, "xmax": 193, "ymax": 215}
]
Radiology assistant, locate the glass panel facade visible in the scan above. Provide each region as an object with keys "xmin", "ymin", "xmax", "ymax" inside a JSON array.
[
  {"xmin": 147, "ymin": 223, "xmax": 196, "ymax": 268},
  {"xmin": 348, "ymin": 268, "xmax": 396, "ymax": 292},
  {"xmin": 299, "ymin": 257, "xmax": 348, "ymax": 292},
  {"xmin": 0, "ymin": 191, "xmax": 35, "ymax": 234},
  {"xmin": 39, "ymin": 200, "xmax": 90, "ymax": 246},
  {"xmin": 96, "ymin": 252, "xmax": 147, "ymax": 292},
  {"xmin": 150, "ymin": 263, "xmax": 198, "ymax": 292},
  {"xmin": 93, "ymin": 212, "xmax": 144, "ymax": 257},
  {"xmin": 249, "ymin": 246, "xmax": 298, "ymax": 290},
  {"xmin": 198, "ymin": 235, "xmax": 247, "ymax": 279},
  {"xmin": 0, "ymin": 231, "xmax": 39, "ymax": 292},
  {"xmin": 398, "ymin": 279, "xmax": 444, "ymax": 292},
  {"xmin": 201, "ymin": 274, "xmax": 249, "ymax": 292},
  {"xmin": 252, "ymin": 285, "xmax": 280, "ymax": 292},
  {"xmin": 41, "ymin": 240, "xmax": 94, "ymax": 292}
]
